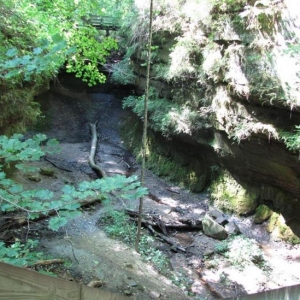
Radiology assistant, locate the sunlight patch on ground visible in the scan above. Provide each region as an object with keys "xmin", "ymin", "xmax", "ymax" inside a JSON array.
[
  {"xmin": 193, "ymin": 208, "xmax": 205, "ymax": 214},
  {"xmin": 226, "ymin": 265, "xmax": 267, "ymax": 293},
  {"xmin": 160, "ymin": 196, "xmax": 178, "ymax": 207}
]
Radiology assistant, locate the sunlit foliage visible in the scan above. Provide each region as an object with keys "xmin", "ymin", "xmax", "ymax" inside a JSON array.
[{"xmin": 0, "ymin": 0, "xmax": 134, "ymax": 133}]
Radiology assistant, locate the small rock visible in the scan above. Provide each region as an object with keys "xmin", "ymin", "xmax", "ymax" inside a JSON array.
[
  {"xmin": 149, "ymin": 290, "xmax": 161, "ymax": 298},
  {"xmin": 40, "ymin": 167, "xmax": 55, "ymax": 176},
  {"xmin": 202, "ymin": 214, "xmax": 228, "ymax": 240},
  {"xmin": 225, "ymin": 221, "xmax": 241, "ymax": 235},
  {"xmin": 214, "ymin": 216, "xmax": 228, "ymax": 226},
  {"xmin": 208, "ymin": 208, "xmax": 224, "ymax": 220},
  {"xmin": 27, "ymin": 174, "xmax": 41, "ymax": 182},
  {"xmin": 125, "ymin": 263, "xmax": 134, "ymax": 269},
  {"xmin": 124, "ymin": 290, "xmax": 132, "ymax": 296},
  {"xmin": 136, "ymin": 284, "xmax": 144, "ymax": 291},
  {"xmin": 127, "ymin": 280, "xmax": 137, "ymax": 288},
  {"xmin": 87, "ymin": 280, "xmax": 104, "ymax": 288},
  {"xmin": 203, "ymin": 248, "xmax": 215, "ymax": 257}
]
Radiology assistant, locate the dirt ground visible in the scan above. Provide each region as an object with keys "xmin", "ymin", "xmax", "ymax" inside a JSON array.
[{"xmin": 13, "ymin": 76, "xmax": 300, "ymax": 299}]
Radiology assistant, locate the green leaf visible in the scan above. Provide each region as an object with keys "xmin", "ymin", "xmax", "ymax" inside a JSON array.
[
  {"xmin": 48, "ymin": 217, "xmax": 68, "ymax": 231},
  {"xmin": 6, "ymin": 48, "xmax": 18, "ymax": 57},
  {"xmin": 52, "ymin": 33, "xmax": 64, "ymax": 43},
  {"xmin": 5, "ymin": 69, "xmax": 21, "ymax": 79},
  {"xmin": 64, "ymin": 202, "xmax": 80, "ymax": 210},
  {"xmin": 9, "ymin": 184, "xmax": 23, "ymax": 194},
  {"xmin": 48, "ymin": 200, "xmax": 63, "ymax": 210},
  {"xmin": 59, "ymin": 210, "xmax": 81, "ymax": 219},
  {"xmin": 62, "ymin": 185, "xmax": 76, "ymax": 195},
  {"xmin": 35, "ymin": 189, "xmax": 53, "ymax": 200},
  {"xmin": 78, "ymin": 181, "xmax": 92, "ymax": 191},
  {"xmin": 33, "ymin": 47, "xmax": 43, "ymax": 55},
  {"xmin": 29, "ymin": 213, "xmax": 40, "ymax": 220},
  {"xmin": 33, "ymin": 133, "xmax": 47, "ymax": 142}
]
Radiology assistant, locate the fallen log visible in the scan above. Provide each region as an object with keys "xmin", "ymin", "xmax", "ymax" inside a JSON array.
[
  {"xmin": 147, "ymin": 225, "xmax": 186, "ymax": 252},
  {"xmin": 126, "ymin": 209, "xmax": 202, "ymax": 230}
]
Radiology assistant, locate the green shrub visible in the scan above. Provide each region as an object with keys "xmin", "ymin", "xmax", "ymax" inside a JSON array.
[
  {"xmin": 216, "ymin": 235, "xmax": 267, "ymax": 270},
  {"xmin": 0, "ymin": 239, "xmax": 43, "ymax": 267},
  {"xmin": 103, "ymin": 210, "xmax": 169, "ymax": 273}
]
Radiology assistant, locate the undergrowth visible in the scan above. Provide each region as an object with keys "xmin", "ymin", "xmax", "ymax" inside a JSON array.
[
  {"xmin": 0, "ymin": 239, "xmax": 43, "ymax": 267},
  {"xmin": 102, "ymin": 210, "xmax": 169, "ymax": 273},
  {"xmin": 214, "ymin": 235, "xmax": 268, "ymax": 271},
  {"xmin": 0, "ymin": 239, "xmax": 62, "ymax": 276},
  {"xmin": 102, "ymin": 209, "xmax": 197, "ymax": 295},
  {"xmin": 280, "ymin": 125, "xmax": 300, "ymax": 157}
]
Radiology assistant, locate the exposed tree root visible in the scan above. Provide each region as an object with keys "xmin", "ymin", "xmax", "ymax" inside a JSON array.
[
  {"xmin": 88, "ymin": 122, "xmax": 107, "ymax": 178},
  {"xmin": 88, "ymin": 122, "xmax": 127, "ymax": 208}
]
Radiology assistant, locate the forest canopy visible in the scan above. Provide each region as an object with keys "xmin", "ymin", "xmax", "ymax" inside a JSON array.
[{"xmin": 0, "ymin": 0, "xmax": 133, "ymax": 134}]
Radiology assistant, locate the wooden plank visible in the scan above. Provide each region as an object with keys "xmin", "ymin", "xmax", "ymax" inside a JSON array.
[
  {"xmin": 0, "ymin": 262, "xmax": 80, "ymax": 300},
  {"xmin": 82, "ymin": 286, "xmax": 133, "ymax": 300},
  {"xmin": 231, "ymin": 284, "xmax": 300, "ymax": 300},
  {"xmin": 0, "ymin": 263, "xmax": 132, "ymax": 300}
]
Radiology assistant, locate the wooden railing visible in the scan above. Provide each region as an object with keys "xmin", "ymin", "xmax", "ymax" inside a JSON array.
[
  {"xmin": 0, "ymin": 262, "xmax": 131, "ymax": 300},
  {"xmin": 230, "ymin": 284, "xmax": 300, "ymax": 300},
  {"xmin": 83, "ymin": 15, "xmax": 120, "ymax": 31}
]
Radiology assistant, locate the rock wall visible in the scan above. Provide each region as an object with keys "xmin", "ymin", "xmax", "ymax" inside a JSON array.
[{"xmin": 118, "ymin": 0, "xmax": 300, "ymax": 237}]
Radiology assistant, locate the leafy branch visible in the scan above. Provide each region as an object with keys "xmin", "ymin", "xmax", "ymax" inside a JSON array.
[{"xmin": 0, "ymin": 134, "xmax": 147, "ymax": 232}]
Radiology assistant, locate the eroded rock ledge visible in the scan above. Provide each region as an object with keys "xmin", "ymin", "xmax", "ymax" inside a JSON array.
[{"xmin": 118, "ymin": 0, "xmax": 300, "ymax": 238}]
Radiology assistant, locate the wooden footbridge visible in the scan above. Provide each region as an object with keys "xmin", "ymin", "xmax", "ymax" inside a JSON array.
[{"xmin": 83, "ymin": 15, "xmax": 120, "ymax": 36}]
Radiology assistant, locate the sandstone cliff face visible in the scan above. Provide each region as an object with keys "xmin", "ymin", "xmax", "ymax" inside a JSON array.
[{"xmin": 117, "ymin": 0, "xmax": 300, "ymax": 237}]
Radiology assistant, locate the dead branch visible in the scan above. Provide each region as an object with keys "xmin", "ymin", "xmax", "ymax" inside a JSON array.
[
  {"xmin": 166, "ymin": 188, "xmax": 180, "ymax": 194},
  {"xmin": 148, "ymin": 193, "xmax": 163, "ymax": 204},
  {"xmin": 147, "ymin": 225, "xmax": 186, "ymax": 252},
  {"xmin": 0, "ymin": 197, "xmax": 100, "ymax": 233},
  {"xmin": 29, "ymin": 259, "xmax": 64, "ymax": 267},
  {"xmin": 126, "ymin": 210, "xmax": 202, "ymax": 230}
]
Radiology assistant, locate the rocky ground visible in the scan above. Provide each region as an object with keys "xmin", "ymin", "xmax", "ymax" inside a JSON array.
[{"xmin": 12, "ymin": 76, "xmax": 300, "ymax": 299}]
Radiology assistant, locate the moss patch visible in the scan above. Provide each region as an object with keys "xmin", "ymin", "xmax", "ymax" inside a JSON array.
[
  {"xmin": 267, "ymin": 213, "xmax": 300, "ymax": 244},
  {"xmin": 254, "ymin": 204, "xmax": 273, "ymax": 224},
  {"xmin": 121, "ymin": 116, "xmax": 208, "ymax": 192},
  {"xmin": 210, "ymin": 169, "xmax": 258, "ymax": 215},
  {"xmin": 40, "ymin": 167, "xmax": 55, "ymax": 177}
]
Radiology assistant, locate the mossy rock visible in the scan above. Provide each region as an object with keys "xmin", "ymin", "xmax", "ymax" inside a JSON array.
[
  {"xmin": 27, "ymin": 174, "xmax": 41, "ymax": 182},
  {"xmin": 210, "ymin": 170, "xmax": 258, "ymax": 215},
  {"xmin": 267, "ymin": 213, "xmax": 300, "ymax": 244},
  {"xmin": 254, "ymin": 204, "xmax": 273, "ymax": 224},
  {"xmin": 40, "ymin": 167, "xmax": 55, "ymax": 177}
]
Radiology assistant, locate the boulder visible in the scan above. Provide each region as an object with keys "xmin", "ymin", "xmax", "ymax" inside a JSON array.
[
  {"xmin": 254, "ymin": 204, "xmax": 273, "ymax": 224},
  {"xmin": 208, "ymin": 208, "xmax": 228, "ymax": 226},
  {"xmin": 202, "ymin": 214, "xmax": 228, "ymax": 240}
]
